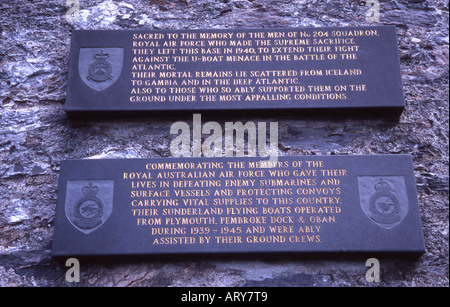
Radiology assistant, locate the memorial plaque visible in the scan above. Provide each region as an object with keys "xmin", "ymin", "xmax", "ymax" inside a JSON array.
[
  {"xmin": 65, "ymin": 26, "xmax": 405, "ymax": 117},
  {"xmin": 52, "ymin": 155, "xmax": 425, "ymax": 257}
]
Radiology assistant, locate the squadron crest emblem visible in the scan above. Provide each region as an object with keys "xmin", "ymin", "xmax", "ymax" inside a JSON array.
[
  {"xmin": 368, "ymin": 178, "xmax": 401, "ymax": 225},
  {"xmin": 358, "ymin": 176, "xmax": 409, "ymax": 230},
  {"xmin": 73, "ymin": 183, "xmax": 105, "ymax": 230},
  {"xmin": 65, "ymin": 180, "xmax": 114, "ymax": 234},
  {"xmin": 79, "ymin": 47, "xmax": 123, "ymax": 91},
  {"xmin": 86, "ymin": 50, "xmax": 113, "ymax": 83}
]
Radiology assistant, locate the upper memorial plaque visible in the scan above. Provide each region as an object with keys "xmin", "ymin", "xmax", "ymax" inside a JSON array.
[{"xmin": 65, "ymin": 26, "xmax": 405, "ymax": 116}]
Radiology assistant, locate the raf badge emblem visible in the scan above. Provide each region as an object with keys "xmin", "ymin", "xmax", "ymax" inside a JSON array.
[
  {"xmin": 65, "ymin": 180, "xmax": 114, "ymax": 234},
  {"xmin": 79, "ymin": 48, "xmax": 123, "ymax": 91},
  {"xmin": 87, "ymin": 50, "xmax": 113, "ymax": 83},
  {"xmin": 358, "ymin": 176, "xmax": 409, "ymax": 230},
  {"xmin": 73, "ymin": 183, "xmax": 104, "ymax": 230}
]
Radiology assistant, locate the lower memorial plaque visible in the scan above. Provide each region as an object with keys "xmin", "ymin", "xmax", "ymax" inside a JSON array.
[
  {"xmin": 52, "ymin": 155, "xmax": 425, "ymax": 257},
  {"xmin": 65, "ymin": 26, "xmax": 405, "ymax": 117}
]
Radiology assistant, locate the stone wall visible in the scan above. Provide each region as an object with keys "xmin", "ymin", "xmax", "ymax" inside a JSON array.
[{"xmin": 0, "ymin": 0, "xmax": 448, "ymax": 287}]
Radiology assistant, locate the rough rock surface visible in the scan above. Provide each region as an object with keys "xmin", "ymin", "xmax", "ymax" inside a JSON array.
[{"xmin": 0, "ymin": 0, "xmax": 448, "ymax": 287}]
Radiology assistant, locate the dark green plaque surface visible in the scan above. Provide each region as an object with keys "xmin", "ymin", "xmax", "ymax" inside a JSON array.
[
  {"xmin": 65, "ymin": 26, "xmax": 405, "ymax": 116},
  {"xmin": 52, "ymin": 155, "xmax": 424, "ymax": 257}
]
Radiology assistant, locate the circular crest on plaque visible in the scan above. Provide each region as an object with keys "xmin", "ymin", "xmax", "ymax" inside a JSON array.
[
  {"xmin": 368, "ymin": 178, "xmax": 401, "ymax": 225},
  {"xmin": 87, "ymin": 50, "xmax": 113, "ymax": 82},
  {"xmin": 74, "ymin": 183, "xmax": 104, "ymax": 229}
]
